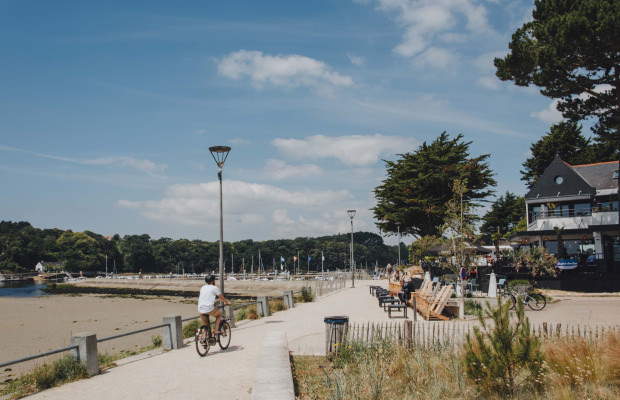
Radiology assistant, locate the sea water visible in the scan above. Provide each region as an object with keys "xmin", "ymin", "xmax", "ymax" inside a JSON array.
[{"xmin": 0, "ymin": 281, "xmax": 48, "ymax": 297}]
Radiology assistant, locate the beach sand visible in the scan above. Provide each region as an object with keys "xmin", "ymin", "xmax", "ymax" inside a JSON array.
[{"xmin": 0, "ymin": 278, "xmax": 314, "ymax": 381}]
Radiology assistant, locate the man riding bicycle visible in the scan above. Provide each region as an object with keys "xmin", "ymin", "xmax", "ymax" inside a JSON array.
[{"xmin": 198, "ymin": 274, "xmax": 230, "ymax": 334}]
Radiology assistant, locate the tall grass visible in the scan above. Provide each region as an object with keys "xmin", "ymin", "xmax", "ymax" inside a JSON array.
[
  {"xmin": 293, "ymin": 333, "xmax": 620, "ymax": 399},
  {"xmin": 0, "ymin": 356, "xmax": 88, "ymax": 399}
]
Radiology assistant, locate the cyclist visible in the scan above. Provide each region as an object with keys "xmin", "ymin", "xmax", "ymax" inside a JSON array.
[{"xmin": 198, "ymin": 275, "xmax": 230, "ymax": 334}]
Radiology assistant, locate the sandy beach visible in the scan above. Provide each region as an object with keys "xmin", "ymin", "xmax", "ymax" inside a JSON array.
[{"xmin": 0, "ymin": 278, "xmax": 316, "ymax": 382}]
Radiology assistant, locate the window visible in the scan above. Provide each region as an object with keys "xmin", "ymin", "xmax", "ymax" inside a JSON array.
[
  {"xmin": 574, "ymin": 203, "xmax": 591, "ymax": 216},
  {"xmin": 554, "ymin": 175, "xmax": 564, "ymax": 184},
  {"xmin": 614, "ymin": 170, "xmax": 619, "ymax": 179}
]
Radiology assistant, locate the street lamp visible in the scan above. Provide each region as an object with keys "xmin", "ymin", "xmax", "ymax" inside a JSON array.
[
  {"xmin": 209, "ymin": 145, "xmax": 231, "ymax": 295},
  {"xmin": 347, "ymin": 209, "xmax": 356, "ymax": 288},
  {"xmin": 396, "ymin": 222, "xmax": 401, "ymax": 267}
]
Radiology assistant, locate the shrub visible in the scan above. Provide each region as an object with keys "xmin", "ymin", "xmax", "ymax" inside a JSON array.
[
  {"xmin": 1, "ymin": 356, "xmax": 88, "ymax": 399},
  {"xmin": 183, "ymin": 319, "xmax": 201, "ymax": 339},
  {"xmin": 235, "ymin": 308, "xmax": 248, "ymax": 321},
  {"xmin": 300, "ymin": 287, "xmax": 314, "ymax": 302},
  {"xmin": 463, "ymin": 297, "xmax": 545, "ymax": 397},
  {"xmin": 464, "ymin": 299, "xmax": 481, "ymax": 315},
  {"xmin": 270, "ymin": 299, "xmax": 287, "ymax": 312},
  {"xmin": 151, "ymin": 335, "xmax": 162, "ymax": 347}
]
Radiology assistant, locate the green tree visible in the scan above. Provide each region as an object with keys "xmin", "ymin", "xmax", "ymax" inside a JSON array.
[
  {"xmin": 480, "ymin": 192, "xmax": 526, "ymax": 240},
  {"xmin": 408, "ymin": 235, "xmax": 440, "ymax": 265},
  {"xmin": 373, "ymin": 132, "xmax": 496, "ymax": 238},
  {"xmin": 464, "ymin": 298, "xmax": 545, "ymax": 396},
  {"xmin": 495, "ymin": 0, "xmax": 619, "ymax": 154},
  {"xmin": 520, "ymin": 122, "xmax": 594, "ymax": 187}
]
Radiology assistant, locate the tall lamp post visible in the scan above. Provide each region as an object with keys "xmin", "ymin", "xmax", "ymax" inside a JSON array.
[
  {"xmin": 396, "ymin": 222, "xmax": 401, "ymax": 267},
  {"xmin": 209, "ymin": 146, "xmax": 231, "ymax": 295},
  {"xmin": 347, "ymin": 209, "xmax": 356, "ymax": 288}
]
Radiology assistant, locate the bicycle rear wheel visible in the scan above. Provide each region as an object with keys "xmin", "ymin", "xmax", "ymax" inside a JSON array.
[
  {"xmin": 195, "ymin": 326, "xmax": 210, "ymax": 357},
  {"xmin": 500, "ymin": 291, "xmax": 516, "ymax": 310},
  {"xmin": 527, "ymin": 293, "xmax": 546, "ymax": 311},
  {"xmin": 218, "ymin": 321, "xmax": 231, "ymax": 350}
]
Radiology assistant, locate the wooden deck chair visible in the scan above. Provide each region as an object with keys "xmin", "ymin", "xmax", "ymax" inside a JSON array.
[
  {"xmin": 416, "ymin": 285, "xmax": 448, "ymax": 319},
  {"xmin": 427, "ymin": 286, "xmax": 454, "ymax": 321}
]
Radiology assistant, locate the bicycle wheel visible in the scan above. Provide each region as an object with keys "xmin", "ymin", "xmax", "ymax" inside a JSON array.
[
  {"xmin": 195, "ymin": 326, "xmax": 210, "ymax": 357},
  {"xmin": 527, "ymin": 293, "xmax": 546, "ymax": 311},
  {"xmin": 500, "ymin": 292, "xmax": 516, "ymax": 310},
  {"xmin": 218, "ymin": 321, "xmax": 231, "ymax": 350}
]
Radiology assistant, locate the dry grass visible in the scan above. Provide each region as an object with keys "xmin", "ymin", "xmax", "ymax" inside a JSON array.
[
  {"xmin": 292, "ymin": 332, "xmax": 620, "ymax": 399},
  {"xmin": 539, "ymin": 332, "xmax": 620, "ymax": 400}
]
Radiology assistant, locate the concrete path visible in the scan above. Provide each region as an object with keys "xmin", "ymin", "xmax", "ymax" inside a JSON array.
[
  {"xmin": 27, "ymin": 280, "xmax": 397, "ymax": 400},
  {"xmin": 26, "ymin": 281, "xmax": 620, "ymax": 400}
]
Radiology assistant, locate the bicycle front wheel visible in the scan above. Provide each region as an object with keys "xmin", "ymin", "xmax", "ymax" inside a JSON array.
[
  {"xmin": 195, "ymin": 326, "xmax": 210, "ymax": 357},
  {"xmin": 527, "ymin": 293, "xmax": 546, "ymax": 311},
  {"xmin": 218, "ymin": 321, "xmax": 231, "ymax": 350}
]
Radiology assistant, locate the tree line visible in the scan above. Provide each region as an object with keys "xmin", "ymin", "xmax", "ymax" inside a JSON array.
[{"xmin": 0, "ymin": 221, "xmax": 405, "ymax": 274}]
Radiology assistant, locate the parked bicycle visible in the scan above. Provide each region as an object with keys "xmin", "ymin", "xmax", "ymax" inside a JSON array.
[
  {"xmin": 195, "ymin": 306, "xmax": 232, "ymax": 356},
  {"xmin": 500, "ymin": 284, "xmax": 546, "ymax": 311}
]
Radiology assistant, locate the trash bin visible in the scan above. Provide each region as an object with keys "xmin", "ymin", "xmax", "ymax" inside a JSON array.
[{"xmin": 324, "ymin": 315, "xmax": 349, "ymax": 354}]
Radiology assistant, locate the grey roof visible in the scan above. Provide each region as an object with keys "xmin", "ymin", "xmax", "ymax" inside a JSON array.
[{"xmin": 572, "ymin": 161, "xmax": 619, "ymax": 190}]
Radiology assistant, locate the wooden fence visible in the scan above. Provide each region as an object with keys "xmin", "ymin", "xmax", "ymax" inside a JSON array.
[{"xmin": 346, "ymin": 320, "xmax": 620, "ymax": 348}]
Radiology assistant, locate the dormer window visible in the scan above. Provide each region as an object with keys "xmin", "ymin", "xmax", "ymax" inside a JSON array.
[
  {"xmin": 554, "ymin": 175, "xmax": 564, "ymax": 184},
  {"xmin": 614, "ymin": 170, "xmax": 619, "ymax": 179}
]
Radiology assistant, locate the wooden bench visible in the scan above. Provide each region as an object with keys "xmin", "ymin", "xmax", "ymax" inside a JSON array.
[{"xmin": 387, "ymin": 304, "xmax": 407, "ymax": 319}]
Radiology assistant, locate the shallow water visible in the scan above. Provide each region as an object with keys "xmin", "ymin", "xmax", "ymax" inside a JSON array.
[{"xmin": 0, "ymin": 281, "xmax": 48, "ymax": 297}]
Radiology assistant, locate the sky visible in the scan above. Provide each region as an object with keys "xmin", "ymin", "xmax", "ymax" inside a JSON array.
[{"xmin": 0, "ymin": 0, "xmax": 570, "ymax": 245}]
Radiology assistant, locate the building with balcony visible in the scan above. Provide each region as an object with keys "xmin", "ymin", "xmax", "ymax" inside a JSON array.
[{"xmin": 511, "ymin": 157, "xmax": 619, "ymax": 284}]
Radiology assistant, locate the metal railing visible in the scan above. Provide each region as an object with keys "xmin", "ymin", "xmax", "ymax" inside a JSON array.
[
  {"xmin": 0, "ymin": 345, "xmax": 79, "ymax": 369},
  {"xmin": 0, "ymin": 322, "xmax": 172, "ymax": 370},
  {"xmin": 97, "ymin": 323, "xmax": 171, "ymax": 343}
]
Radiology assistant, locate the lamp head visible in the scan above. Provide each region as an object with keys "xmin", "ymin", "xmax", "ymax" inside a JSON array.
[
  {"xmin": 347, "ymin": 209, "xmax": 356, "ymax": 219},
  {"xmin": 209, "ymin": 146, "xmax": 231, "ymax": 170}
]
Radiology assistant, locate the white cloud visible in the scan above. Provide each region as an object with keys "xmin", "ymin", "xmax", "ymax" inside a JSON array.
[
  {"xmin": 118, "ymin": 180, "xmax": 352, "ymax": 226},
  {"xmin": 264, "ymin": 159, "xmax": 324, "ymax": 179},
  {"xmin": 230, "ymin": 138, "xmax": 250, "ymax": 145},
  {"xmin": 530, "ymin": 85, "xmax": 613, "ymax": 124},
  {"xmin": 347, "ymin": 53, "xmax": 365, "ymax": 66},
  {"xmin": 217, "ymin": 50, "xmax": 354, "ymax": 93},
  {"xmin": 0, "ymin": 145, "xmax": 167, "ymax": 176},
  {"xmin": 530, "ymin": 99, "xmax": 563, "ymax": 124},
  {"xmin": 271, "ymin": 134, "xmax": 418, "ymax": 167},
  {"xmin": 412, "ymin": 47, "xmax": 457, "ymax": 70},
  {"xmin": 373, "ymin": 0, "xmax": 492, "ymax": 59},
  {"xmin": 476, "ymin": 75, "xmax": 500, "ymax": 90},
  {"xmin": 473, "ymin": 51, "xmax": 505, "ymax": 90}
]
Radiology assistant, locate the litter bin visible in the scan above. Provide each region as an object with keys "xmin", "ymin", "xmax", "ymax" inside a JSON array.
[{"xmin": 324, "ymin": 315, "xmax": 349, "ymax": 354}]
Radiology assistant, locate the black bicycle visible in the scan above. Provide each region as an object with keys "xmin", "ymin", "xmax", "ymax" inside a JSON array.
[{"xmin": 195, "ymin": 308, "xmax": 232, "ymax": 357}]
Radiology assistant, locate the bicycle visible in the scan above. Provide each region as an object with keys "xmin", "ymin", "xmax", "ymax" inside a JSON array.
[
  {"xmin": 500, "ymin": 284, "xmax": 546, "ymax": 311},
  {"xmin": 195, "ymin": 307, "xmax": 232, "ymax": 357}
]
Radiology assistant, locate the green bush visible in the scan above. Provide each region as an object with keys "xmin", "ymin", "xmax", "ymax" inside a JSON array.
[
  {"xmin": 151, "ymin": 335, "xmax": 162, "ymax": 347},
  {"xmin": 464, "ymin": 299, "xmax": 481, "ymax": 315},
  {"xmin": 507, "ymin": 279, "xmax": 531, "ymax": 289},
  {"xmin": 464, "ymin": 297, "xmax": 544, "ymax": 397},
  {"xmin": 300, "ymin": 287, "xmax": 314, "ymax": 302},
  {"xmin": 235, "ymin": 308, "xmax": 248, "ymax": 321},
  {"xmin": 1, "ymin": 355, "xmax": 89, "ymax": 399},
  {"xmin": 183, "ymin": 319, "xmax": 202, "ymax": 339}
]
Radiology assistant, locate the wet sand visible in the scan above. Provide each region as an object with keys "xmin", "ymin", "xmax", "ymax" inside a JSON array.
[{"xmin": 0, "ymin": 279, "xmax": 314, "ymax": 381}]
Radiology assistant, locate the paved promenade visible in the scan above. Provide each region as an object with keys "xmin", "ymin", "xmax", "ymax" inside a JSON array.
[{"xmin": 26, "ymin": 281, "xmax": 620, "ymax": 400}]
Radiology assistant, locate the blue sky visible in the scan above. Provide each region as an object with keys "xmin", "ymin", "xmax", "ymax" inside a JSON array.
[{"xmin": 0, "ymin": 0, "xmax": 568, "ymax": 244}]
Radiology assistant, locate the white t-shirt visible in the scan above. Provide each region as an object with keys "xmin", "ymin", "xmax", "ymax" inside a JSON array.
[{"xmin": 197, "ymin": 284, "xmax": 221, "ymax": 313}]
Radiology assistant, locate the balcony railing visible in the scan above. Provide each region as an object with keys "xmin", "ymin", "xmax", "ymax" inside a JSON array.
[{"xmin": 530, "ymin": 207, "xmax": 618, "ymax": 223}]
